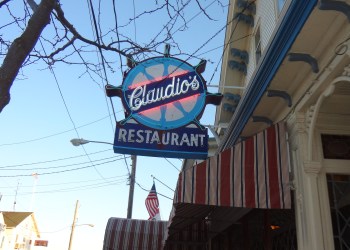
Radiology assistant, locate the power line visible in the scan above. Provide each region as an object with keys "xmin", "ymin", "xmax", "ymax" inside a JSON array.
[
  {"xmin": 111, "ymin": 0, "xmax": 124, "ymax": 75},
  {"xmin": 0, "ymin": 157, "xmax": 128, "ymax": 178},
  {"xmin": 196, "ymin": 33, "xmax": 252, "ymax": 57},
  {"xmin": 127, "ymin": 1, "xmax": 243, "ymax": 93},
  {"xmin": 0, "ymin": 174, "xmax": 129, "ymax": 189},
  {"xmin": 2, "ymin": 178, "xmax": 128, "ymax": 196},
  {"xmin": 86, "ymin": 0, "xmax": 118, "ymax": 129},
  {"xmin": 37, "ymin": 38, "xmax": 108, "ymax": 181},
  {"xmin": 170, "ymin": 0, "xmax": 219, "ymax": 37},
  {"xmin": 145, "ymin": 0, "xmax": 191, "ymax": 49},
  {"xmin": 163, "ymin": 158, "xmax": 180, "ymax": 172},
  {"xmin": 0, "ymin": 114, "xmax": 113, "ymax": 147},
  {"xmin": 151, "ymin": 175, "xmax": 175, "ymax": 192},
  {"xmin": 207, "ymin": 0, "xmax": 256, "ymax": 85},
  {"xmin": 0, "ymin": 116, "xmax": 108, "ymax": 147},
  {"xmin": 0, "ymin": 148, "xmax": 112, "ymax": 168},
  {"xmin": 0, "ymin": 155, "xmax": 126, "ymax": 171},
  {"xmin": 135, "ymin": 181, "xmax": 172, "ymax": 200},
  {"xmin": 132, "ymin": 0, "xmax": 137, "ymax": 43}
]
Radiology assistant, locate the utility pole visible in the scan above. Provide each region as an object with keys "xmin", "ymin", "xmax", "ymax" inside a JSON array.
[
  {"xmin": 68, "ymin": 200, "xmax": 79, "ymax": 250},
  {"xmin": 13, "ymin": 180, "xmax": 20, "ymax": 211},
  {"xmin": 127, "ymin": 155, "xmax": 137, "ymax": 219},
  {"xmin": 70, "ymin": 139, "xmax": 137, "ymax": 219}
]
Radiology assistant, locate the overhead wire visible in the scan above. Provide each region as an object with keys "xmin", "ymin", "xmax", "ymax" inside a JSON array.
[
  {"xmin": 163, "ymin": 158, "xmax": 180, "ymax": 172},
  {"xmin": 132, "ymin": 0, "xmax": 137, "ymax": 44},
  {"xmin": 0, "ymin": 174, "xmax": 129, "ymax": 189},
  {"xmin": 135, "ymin": 181, "xmax": 172, "ymax": 200},
  {"xmin": 35, "ymin": 31, "xmax": 109, "ymax": 180},
  {"xmin": 133, "ymin": 0, "xmax": 243, "ymax": 87},
  {"xmin": 145, "ymin": 0, "xmax": 191, "ymax": 49},
  {"xmin": 1, "ymin": 2, "xmax": 251, "ymax": 220},
  {"xmin": 108, "ymin": 0, "xmax": 225, "ymax": 79},
  {"xmin": 136, "ymin": 0, "xmax": 204, "ymax": 61},
  {"xmin": 207, "ymin": 0, "xmax": 256, "ymax": 85},
  {"xmin": 9, "ymin": 2, "xmax": 248, "ymax": 180},
  {"xmin": 87, "ymin": 0, "xmax": 141, "ymax": 184},
  {"xmin": 116, "ymin": 0, "xmax": 219, "ymax": 91},
  {"xmin": 119, "ymin": 3, "xmax": 254, "ymax": 203},
  {"xmin": 135, "ymin": 0, "xmax": 255, "ymax": 99},
  {"xmin": 170, "ymin": 0, "xmax": 220, "ymax": 38},
  {"xmin": 196, "ymin": 33, "xmax": 252, "ymax": 57},
  {"xmin": 0, "ymin": 155, "xmax": 126, "ymax": 171},
  {"xmin": 0, "ymin": 174, "xmax": 129, "ymax": 209},
  {"xmin": 111, "ymin": 0, "xmax": 124, "ymax": 75},
  {"xmin": 141, "ymin": 0, "xmax": 224, "ymax": 61},
  {"xmin": 86, "ymin": 0, "xmax": 117, "ymax": 130},
  {"xmin": 2, "ymin": 177, "xmax": 128, "ymax": 196},
  {"xmin": 0, "ymin": 114, "xmax": 114, "ymax": 147},
  {"xmin": 0, "ymin": 149, "xmax": 112, "ymax": 168},
  {"xmin": 0, "ymin": 156, "xmax": 129, "ymax": 178},
  {"xmin": 102, "ymin": 2, "xmax": 232, "ymax": 186},
  {"xmin": 151, "ymin": 174, "xmax": 175, "ymax": 192}
]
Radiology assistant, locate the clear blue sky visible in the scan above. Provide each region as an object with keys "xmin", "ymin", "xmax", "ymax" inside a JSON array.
[{"xmin": 0, "ymin": 1, "xmax": 228, "ymax": 249}]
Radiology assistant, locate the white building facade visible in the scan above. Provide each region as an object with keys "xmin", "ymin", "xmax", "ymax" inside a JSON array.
[
  {"xmin": 216, "ymin": 0, "xmax": 350, "ymax": 249},
  {"xmin": 0, "ymin": 213, "xmax": 6, "ymax": 250},
  {"xmin": 0, "ymin": 212, "xmax": 41, "ymax": 250}
]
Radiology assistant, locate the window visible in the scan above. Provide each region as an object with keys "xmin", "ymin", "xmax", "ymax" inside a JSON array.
[
  {"xmin": 254, "ymin": 26, "xmax": 261, "ymax": 65},
  {"xmin": 326, "ymin": 174, "xmax": 350, "ymax": 249},
  {"xmin": 277, "ymin": 0, "xmax": 287, "ymax": 13},
  {"xmin": 321, "ymin": 134, "xmax": 350, "ymax": 159}
]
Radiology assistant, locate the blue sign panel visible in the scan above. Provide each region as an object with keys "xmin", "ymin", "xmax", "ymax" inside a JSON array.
[
  {"xmin": 113, "ymin": 120, "xmax": 208, "ymax": 159},
  {"xmin": 106, "ymin": 52, "xmax": 222, "ymax": 159},
  {"xmin": 106, "ymin": 57, "xmax": 210, "ymax": 130}
]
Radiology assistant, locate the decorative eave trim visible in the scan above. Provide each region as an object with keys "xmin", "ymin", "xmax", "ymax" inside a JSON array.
[{"xmin": 218, "ymin": 0, "xmax": 318, "ymax": 152}]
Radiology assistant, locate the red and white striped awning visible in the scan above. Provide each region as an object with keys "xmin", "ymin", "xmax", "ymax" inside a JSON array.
[
  {"xmin": 103, "ymin": 218, "xmax": 167, "ymax": 250},
  {"xmin": 174, "ymin": 122, "xmax": 291, "ymax": 209},
  {"xmin": 164, "ymin": 122, "xmax": 291, "ymax": 248}
]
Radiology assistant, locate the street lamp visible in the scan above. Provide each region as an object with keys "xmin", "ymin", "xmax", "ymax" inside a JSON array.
[
  {"xmin": 70, "ymin": 138, "xmax": 113, "ymax": 146},
  {"xmin": 76, "ymin": 224, "xmax": 94, "ymax": 228},
  {"xmin": 70, "ymin": 138, "xmax": 137, "ymax": 219}
]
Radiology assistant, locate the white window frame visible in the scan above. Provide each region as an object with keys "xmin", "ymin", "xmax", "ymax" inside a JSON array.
[{"xmin": 317, "ymin": 126, "xmax": 350, "ymax": 250}]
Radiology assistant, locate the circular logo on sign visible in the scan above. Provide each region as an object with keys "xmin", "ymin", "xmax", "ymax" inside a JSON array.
[{"xmin": 121, "ymin": 57, "xmax": 207, "ymax": 130}]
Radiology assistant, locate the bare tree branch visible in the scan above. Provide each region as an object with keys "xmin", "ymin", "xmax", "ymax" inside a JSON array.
[
  {"xmin": 0, "ymin": 0, "xmax": 12, "ymax": 9},
  {"xmin": 52, "ymin": 4, "xmax": 134, "ymax": 57},
  {"xmin": 0, "ymin": 0, "xmax": 226, "ymax": 113},
  {"xmin": 194, "ymin": 0, "xmax": 216, "ymax": 20},
  {"xmin": 0, "ymin": 0, "xmax": 56, "ymax": 112}
]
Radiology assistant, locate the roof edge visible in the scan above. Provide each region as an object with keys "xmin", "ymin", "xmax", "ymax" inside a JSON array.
[{"xmin": 218, "ymin": 0, "xmax": 318, "ymax": 151}]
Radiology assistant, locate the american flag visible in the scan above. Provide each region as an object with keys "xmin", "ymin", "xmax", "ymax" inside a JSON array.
[{"xmin": 145, "ymin": 183, "xmax": 160, "ymax": 220}]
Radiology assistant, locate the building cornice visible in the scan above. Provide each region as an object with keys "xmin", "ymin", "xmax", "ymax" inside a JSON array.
[{"xmin": 218, "ymin": 0, "xmax": 317, "ymax": 152}]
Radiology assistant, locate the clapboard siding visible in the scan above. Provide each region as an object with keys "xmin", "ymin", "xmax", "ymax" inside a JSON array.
[{"xmin": 245, "ymin": 0, "xmax": 278, "ymax": 84}]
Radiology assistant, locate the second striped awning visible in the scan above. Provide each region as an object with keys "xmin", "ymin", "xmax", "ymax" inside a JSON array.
[{"xmin": 103, "ymin": 218, "xmax": 167, "ymax": 250}]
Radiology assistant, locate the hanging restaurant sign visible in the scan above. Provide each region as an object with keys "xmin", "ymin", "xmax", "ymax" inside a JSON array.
[
  {"xmin": 113, "ymin": 119, "xmax": 209, "ymax": 159},
  {"xmin": 106, "ymin": 46, "xmax": 222, "ymax": 159}
]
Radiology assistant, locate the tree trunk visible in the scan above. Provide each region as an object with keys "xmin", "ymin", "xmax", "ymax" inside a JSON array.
[{"xmin": 0, "ymin": 0, "xmax": 56, "ymax": 113}]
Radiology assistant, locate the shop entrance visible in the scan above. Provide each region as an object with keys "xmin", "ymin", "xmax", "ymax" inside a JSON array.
[{"xmin": 210, "ymin": 207, "xmax": 296, "ymax": 250}]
